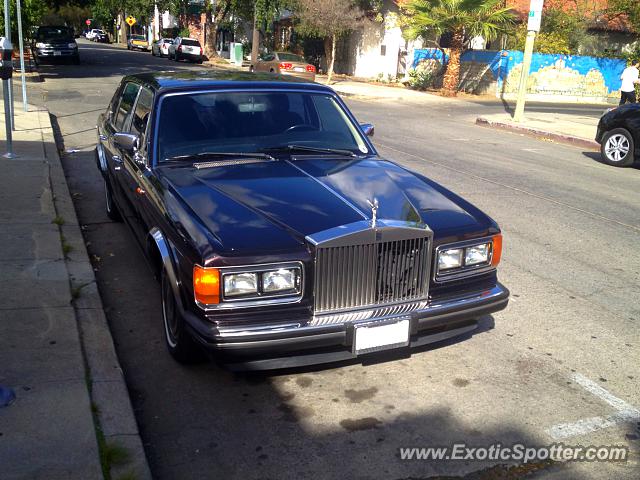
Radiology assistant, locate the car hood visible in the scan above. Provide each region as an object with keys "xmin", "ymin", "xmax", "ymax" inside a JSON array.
[{"xmin": 159, "ymin": 157, "xmax": 496, "ymax": 257}]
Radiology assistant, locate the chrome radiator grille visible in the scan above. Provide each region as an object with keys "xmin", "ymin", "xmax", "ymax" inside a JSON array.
[{"xmin": 314, "ymin": 237, "xmax": 431, "ymax": 314}]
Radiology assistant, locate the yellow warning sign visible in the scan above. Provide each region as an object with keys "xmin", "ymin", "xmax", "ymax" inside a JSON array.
[{"xmin": 126, "ymin": 16, "xmax": 136, "ymax": 27}]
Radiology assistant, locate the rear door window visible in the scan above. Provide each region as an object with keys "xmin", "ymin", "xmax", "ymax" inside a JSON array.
[
  {"xmin": 181, "ymin": 39, "xmax": 200, "ymax": 47},
  {"xmin": 113, "ymin": 83, "xmax": 140, "ymax": 131}
]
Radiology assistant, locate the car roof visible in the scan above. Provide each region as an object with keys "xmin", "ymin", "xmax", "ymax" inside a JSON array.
[{"xmin": 122, "ymin": 70, "xmax": 330, "ymax": 94}]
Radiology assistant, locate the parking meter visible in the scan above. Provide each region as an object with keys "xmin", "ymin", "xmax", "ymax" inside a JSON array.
[{"xmin": 0, "ymin": 37, "xmax": 13, "ymax": 80}]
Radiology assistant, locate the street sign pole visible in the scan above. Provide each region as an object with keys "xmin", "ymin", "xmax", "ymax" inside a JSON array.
[
  {"xmin": 513, "ymin": 0, "xmax": 544, "ymax": 122},
  {"xmin": 3, "ymin": 0, "xmax": 14, "ymax": 131},
  {"xmin": 16, "ymin": 0, "xmax": 27, "ymax": 112}
]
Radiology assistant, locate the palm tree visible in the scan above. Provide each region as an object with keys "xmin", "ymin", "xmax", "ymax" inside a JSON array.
[{"xmin": 404, "ymin": 0, "xmax": 515, "ymax": 96}]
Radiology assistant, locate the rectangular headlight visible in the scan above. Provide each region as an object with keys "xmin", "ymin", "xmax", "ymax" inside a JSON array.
[
  {"xmin": 438, "ymin": 248, "xmax": 463, "ymax": 271},
  {"xmin": 465, "ymin": 243, "xmax": 490, "ymax": 266},
  {"xmin": 223, "ymin": 272, "xmax": 258, "ymax": 297},
  {"xmin": 262, "ymin": 268, "xmax": 300, "ymax": 293}
]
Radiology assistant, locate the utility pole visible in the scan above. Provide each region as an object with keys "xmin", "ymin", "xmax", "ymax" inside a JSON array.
[
  {"xmin": 513, "ymin": 0, "xmax": 544, "ymax": 122},
  {"xmin": 251, "ymin": 2, "xmax": 259, "ymax": 68},
  {"xmin": 3, "ymin": 0, "xmax": 14, "ymax": 131}
]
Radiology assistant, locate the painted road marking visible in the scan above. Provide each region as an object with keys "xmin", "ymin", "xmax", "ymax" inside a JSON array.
[{"xmin": 546, "ymin": 373, "xmax": 640, "ymax": 440}]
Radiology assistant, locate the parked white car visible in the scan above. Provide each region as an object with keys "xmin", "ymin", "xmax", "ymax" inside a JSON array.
[
  {"xmin": 86, "ymin": 29, "xmax": 104, "ymax": 41},
  {"xmin": 168, "ymin": 37, "xmax": 203, "ymax": 63}
]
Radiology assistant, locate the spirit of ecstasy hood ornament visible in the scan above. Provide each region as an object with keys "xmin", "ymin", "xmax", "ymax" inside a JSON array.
[{"xmin": 367, "ymin": 198, "xmax": 379, "ymax": 227}]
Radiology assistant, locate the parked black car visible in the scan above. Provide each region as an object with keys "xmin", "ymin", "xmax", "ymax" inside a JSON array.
[
  {"xmin": 596, "ymin": 103, "xmax": 640, "ymax": 167},
  {"xmin": 96, "ymin": 71, "xmax": 509, "ymax": 369},
  {"xmin": 31, "ymin": 26, "xmax": 79, "ymax": 65}
]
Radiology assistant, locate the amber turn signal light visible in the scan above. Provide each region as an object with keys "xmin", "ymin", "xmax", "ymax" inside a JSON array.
[
  {"xmin": 491, "ymin": 234, "xmax": 503, "ymax": 267},
  {"xmin": 193, "ymin": 265, "xmax": 220, "ymax": 305}
]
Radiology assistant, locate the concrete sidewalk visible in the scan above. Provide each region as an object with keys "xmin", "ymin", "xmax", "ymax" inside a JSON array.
[
  {"xmin": 0, "ymin": 103, "xmax": 150, "ymax": 479},
  {"xmin": 476, "ymin": 111, "xmax": 603, "ymax": 150}
]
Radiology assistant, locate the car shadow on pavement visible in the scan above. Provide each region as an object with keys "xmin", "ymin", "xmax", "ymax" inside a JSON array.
[{"xmin": 581, "ymin": 151, "xmax": 640, "ymax": 170}]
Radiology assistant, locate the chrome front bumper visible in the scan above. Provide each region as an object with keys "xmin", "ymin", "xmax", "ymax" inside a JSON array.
[{"xmin": 185, "ymin": 283, "xmax": 509, "ymax": 369}]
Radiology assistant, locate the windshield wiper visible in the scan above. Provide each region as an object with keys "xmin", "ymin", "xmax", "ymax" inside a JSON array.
[
  {"xmin": 164, "ymin": 151, "xmax": 275, "ymax": 162},
  {"xmin": 262, "ymin": 144, "xmax": 359, "ymax": 158}
]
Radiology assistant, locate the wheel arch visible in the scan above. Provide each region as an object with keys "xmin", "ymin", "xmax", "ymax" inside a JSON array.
[{"xmin": 149, "ymin": 227, "xmax": 187, "ymax": 314}]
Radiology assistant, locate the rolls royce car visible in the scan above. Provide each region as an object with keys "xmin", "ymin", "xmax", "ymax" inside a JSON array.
[
  {"xmin": 596, "ymin": 103, "xmax": 640, "ymax": 167},
  {"xmin": 96, "ymin": 71, "xmax": 509, "ymax": 370}
]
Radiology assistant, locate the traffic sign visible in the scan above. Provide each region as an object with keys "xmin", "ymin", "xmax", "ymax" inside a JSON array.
[
  {"xmin": 85, "ymin": 19, "xmax": 91, "ymax": 26},
  {"xmin": 527, "ymin": 0, "xmax": 544, "ymax": 32},
  {"xmin": 126, "ymin": 16, "xmax": 136, "ymax": 27}
]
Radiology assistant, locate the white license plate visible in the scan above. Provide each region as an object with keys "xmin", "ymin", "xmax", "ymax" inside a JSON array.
[
  {"xmin": 294, "ymin": 67, "xmax": 304, "ymax": 72},
  {"xmin": 353, "ymin": 318, "xmax": 410, "ymax": 355},
  {"xmin": 53, "ymin": 51, "xmax": 62, "ymax": 56}
]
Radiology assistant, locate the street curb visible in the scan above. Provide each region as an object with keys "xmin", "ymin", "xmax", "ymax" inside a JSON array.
[
  {"xmin": 40, "ymin": 109, "xmax": 153, "ymax": 480},
  {"xmin": 475, "ymin": 116, "xmax": 600, "ymax": 151}
]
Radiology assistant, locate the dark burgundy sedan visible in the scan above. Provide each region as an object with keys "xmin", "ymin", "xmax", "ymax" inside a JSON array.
[{"xmin": 95, "ymin": 71, "xmax": 509, "ymax": 369}]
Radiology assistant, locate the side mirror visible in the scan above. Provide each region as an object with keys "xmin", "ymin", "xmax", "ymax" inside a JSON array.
[
  {"xmin": 113, "ymin": 132, "xmax": 139, "ymax": 152},
  {"xmin": 360, "ymin": 123, "xmax": 374, "ymax": 137}
]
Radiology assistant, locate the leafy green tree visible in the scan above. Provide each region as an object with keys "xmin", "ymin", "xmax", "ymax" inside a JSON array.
[
  {"xmin": 605, "ymin": 0, "xmax": 640, "ymax": 34},
  {"xmin": 0, "ymin": 0, "xmax": 47, "ymax": 42},
  {"xmin": 402, "ymin": 0, "xmax": 515, "ymax": 96},
  {"xmin": 506, "ymin": 4, "xmax": 589, "ymax": 56},
  {"xmin": 292, "ymin": 0, "xmax": 364, "ymax": 83}
]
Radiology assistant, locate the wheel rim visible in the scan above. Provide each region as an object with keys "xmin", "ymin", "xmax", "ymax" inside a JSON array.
[
  {"xmin": 162, "ymin": 273, "xmax": 179, "ymax": 348},
  {"xmin": 604, "ymin": 134, "xmax": 630, "ymax": 162}
]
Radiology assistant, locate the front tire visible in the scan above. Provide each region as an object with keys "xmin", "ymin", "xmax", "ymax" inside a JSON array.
[
  {"xmin": 161, "ymin": 268, "xmax": 204, "ymax": 364},
  {"xmin": 601, "ymin": 128, "xmax": 635, "ymax": 167}
]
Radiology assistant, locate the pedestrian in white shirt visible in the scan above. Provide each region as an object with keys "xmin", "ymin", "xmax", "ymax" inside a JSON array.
[{"xmin": 619, "ymin": 59, "xmax": 640, "ymax": 105}]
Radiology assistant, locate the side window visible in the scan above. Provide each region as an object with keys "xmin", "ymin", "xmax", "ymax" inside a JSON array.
[
  {"xmin": 107, "ymin": 86, "xmax": 122, "ymax": 122},
  {"xmin": 130, "ymin": 88, "xmax": 153, "ymax": 146},
  {"xmin": 113, "ymin": 83, "xmax": 140, "ymax": 131}
]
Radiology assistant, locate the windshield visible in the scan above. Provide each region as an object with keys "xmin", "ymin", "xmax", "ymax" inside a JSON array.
[
  {"xmin": 156, "ymin": 91, "xmax": 369, "ymax": 162},
  {"xmin": 37, "ymin": 27, "xmax": 73, "ymax": 42},
  {"xmin": 131, "ymin": 35, "xmax": 146, "ymax": 40},
  {"xmin": 278, "ymin": 53, "xmax": 304, "ymax": 62}
]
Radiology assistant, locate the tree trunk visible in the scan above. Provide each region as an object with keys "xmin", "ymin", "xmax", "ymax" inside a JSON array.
[
  {"xmin": 327, "ymin": 34, "xmax": 336, "ymax": 84},
  {"xmin": 158, "ymin": 12, "xmax": 163, "ymax": 39},
  {"xmin": 119, "ymin": 12, "xmax": 127, "ymax": 44},
  {"xmin": 442, "ymin": 29, "xmax": 464, "ymax": 96},
  {"xmin": 204, "ymin": 21, "xmax": 217, "ymax": 58}
]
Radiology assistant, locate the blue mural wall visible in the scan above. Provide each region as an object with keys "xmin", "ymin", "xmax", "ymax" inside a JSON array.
[{"xmin": 412, "ymin": 48, "xmax": 628, "ymax": 99}]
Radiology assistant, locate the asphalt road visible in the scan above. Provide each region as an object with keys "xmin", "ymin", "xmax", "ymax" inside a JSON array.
[{"xmin": 29, "ymin": 40, "xmax": 639, "ymax": 479}]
